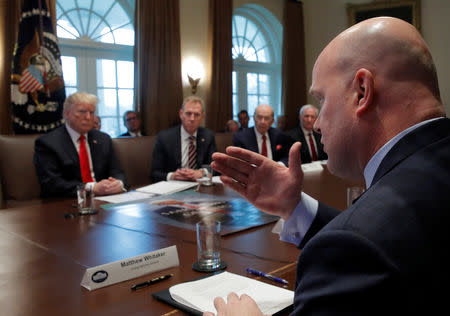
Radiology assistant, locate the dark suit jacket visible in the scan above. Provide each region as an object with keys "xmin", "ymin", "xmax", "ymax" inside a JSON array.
[
  {"xmin": 287, "ymin": 126, "xmax": 327, "ymax": 163},
  {"xmin": 232, "ymin": 127, "xmax": 293, "ymax": 165},
  {"xmin": 292, "ymin": 118, "xmax": 450, "ymax": 315},
  {"xmin": 119, "ymin": 131, "xmax": 145, "ymax": 137},
  {"xmin": 33, "ymin": 125, "xmax": 128, "ymax": 198},
  {"xmin": 151, "ymin": 125, "xmax": 217, "ymax": 183}
]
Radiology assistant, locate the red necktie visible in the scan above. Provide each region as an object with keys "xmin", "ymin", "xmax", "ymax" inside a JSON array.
[
  {"xmin": 188, "ymin": 136, "xmax": 197, "ymax": 169},
  {"xmin": 308, "ymin": 132, "xmax": 318, "ymax": 161},
  {"xmin": 261, "ymin": 135, "xmax": 268, "ymax": 157},
  {"xmin": 79, "ymin": 135, "xmax": 93, "ymax": 183}
]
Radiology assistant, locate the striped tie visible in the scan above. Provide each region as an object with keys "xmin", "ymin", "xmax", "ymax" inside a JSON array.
[{"xmin": 188, "ymin": 136, "xmax": 197, "ymax": 169}]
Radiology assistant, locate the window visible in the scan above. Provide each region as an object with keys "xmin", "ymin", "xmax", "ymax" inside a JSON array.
[
  {"xmin": 232, "ymin": 4, "xmax": 282, "ymax": 126},
  {"xmin": 56, "ymin": 0, "xmax": 135, "ymax": 137}
]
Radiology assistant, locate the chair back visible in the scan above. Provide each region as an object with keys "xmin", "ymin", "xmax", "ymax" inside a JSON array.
[{"xmin": 0, "ymin": 134, "xmax": 41, "ymax": 202}]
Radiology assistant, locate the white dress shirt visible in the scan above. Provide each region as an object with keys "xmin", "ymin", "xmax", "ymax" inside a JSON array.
[
  {"xmin": 302, "ymin": 127, "xmax": 318, "ymax": 159},
  {"xmin": 166, "ymin": 126, "xmax": 198, "ymax": 181},
  {"xmin": 254, "ymin": 127, "xmax": 273, "ymax": 160},
  {"xmin": 65, "ymin": 123, "xmax": 96, "ymax": 190}
]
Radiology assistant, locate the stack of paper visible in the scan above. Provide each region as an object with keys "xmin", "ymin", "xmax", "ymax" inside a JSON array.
[
  {"xmin": 136, "ymin": 181, "xmax": 198, "ymax": 195},
  {"xmin": 169, "ymin": 271, "xmax": 294, "ymax": 314}
]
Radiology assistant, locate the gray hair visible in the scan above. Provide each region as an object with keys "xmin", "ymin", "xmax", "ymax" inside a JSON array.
[{"xmin": 299, "ymin": 104, "xmax": 318, "ymax": 116}]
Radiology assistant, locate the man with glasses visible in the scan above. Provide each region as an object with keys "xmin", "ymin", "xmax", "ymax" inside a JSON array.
[
  {"xmin": 34, "ymin": 91, "xmax": 128, "ymax": 197},
  {"xmin": 150, "ymin": 96, "xmax": 216, "ymax": 183},
  {"xmin": 120, "ymin": 110, "xmax": 144, "ymax": 137},
  {"xmin": 232, "ymin": 104, "xmax": 293, "ymax": 166}
]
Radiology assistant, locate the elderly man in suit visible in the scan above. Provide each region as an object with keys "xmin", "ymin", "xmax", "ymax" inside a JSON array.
[
  {"xmin": 33, "ymin": 92, "xmax": 128, "ymax": 198},
  {"xmin": 287, "ymin": 104, "xmax": 327, "ymax": 163},
  {"xmin": 232, "ymin": 104, "xmax": 293, "ymax": 166},
  {"xmin": 151, "ymin": 96, "xmax": 216, "ymax": 183},
  {"xmin": 208, "ymin": 17, "xmax": 449, "ymax": 316}
]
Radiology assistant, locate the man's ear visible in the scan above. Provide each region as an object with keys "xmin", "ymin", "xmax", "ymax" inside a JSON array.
[{"xmin": 353, "ymin": 68, "xmax": 374, "ymax": 116}]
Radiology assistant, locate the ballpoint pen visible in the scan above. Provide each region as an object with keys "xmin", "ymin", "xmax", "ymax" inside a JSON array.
[
  {"xmin": 246, "ymin": 268, "xmax": 288, "ymax": 285},
  {"xmin": 131, "ymin": 273, "xmax": 173, "ymax": 291}
]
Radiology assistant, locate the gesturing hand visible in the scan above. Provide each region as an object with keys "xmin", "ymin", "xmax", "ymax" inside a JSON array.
[{"xmin": 211, "ymin": 142, "xmax": 304, "ymax": 220}]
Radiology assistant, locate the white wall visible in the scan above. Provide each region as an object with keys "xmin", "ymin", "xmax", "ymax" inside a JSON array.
[
  {"xmin": 303, "ymin": 0, "xmax": 450, "ymax": 115},
  {"xmin": 179, "ymin": 0, "xmax": 450, "ymax": 116}
]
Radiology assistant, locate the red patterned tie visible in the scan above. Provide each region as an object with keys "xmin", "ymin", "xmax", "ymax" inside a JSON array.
[
  {"xmin": 308, "ymin": 132, "xmax": 318, "ymax": 161},
  {"xmin": 79, "ymin": 135, "xmax": 94, "ymax": 183},
  {"xmin": 188, "ymin": 136, "xmax": 197, "ymax": 169},
  {"xmin": 261, "ymin": 135, "xmax": 268, "ymax": 157}
]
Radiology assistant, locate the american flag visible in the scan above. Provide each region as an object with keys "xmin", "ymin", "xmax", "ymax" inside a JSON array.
[{"xmin": 19, "ymin": 65, "xmax": 44, "ymax": 93}]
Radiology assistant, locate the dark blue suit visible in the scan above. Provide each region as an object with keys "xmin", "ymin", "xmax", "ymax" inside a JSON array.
[
  {"xmin": 151, "ymin": 125, "xmax": 217, "ymax": 183},
  {"xmin": 292, "ymin": 118, "xmax": 450, "ymax": 315},
  {"xmin": 287, "ymin": 126, "xmax": 327, "ymax": 163},
  {"xmin": 232, "ymin": 127, "xmax": 293, "ymax": 165},
  {"xmin": 33, "ymin": 125, "xmax": 128, "ymax": 198}
]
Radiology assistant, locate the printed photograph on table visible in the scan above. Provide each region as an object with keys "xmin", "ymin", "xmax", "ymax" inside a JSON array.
[{"xmin": 102, "ymin": 190, "xmax": 279, "ymax": 235}]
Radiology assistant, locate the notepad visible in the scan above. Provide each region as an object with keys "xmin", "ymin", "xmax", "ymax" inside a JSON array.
[
  {"xmin": 167, "ymin": 271, "xmax": 294, "ymax": 315},
  {"xmin": 136, "ymin": 181, "xmax": 198, "ymax": 195}
]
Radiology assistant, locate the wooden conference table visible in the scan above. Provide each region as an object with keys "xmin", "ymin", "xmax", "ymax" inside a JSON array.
[{"xmin": 0, "ymin": 166, "xmax": 361, "ymax": 316}]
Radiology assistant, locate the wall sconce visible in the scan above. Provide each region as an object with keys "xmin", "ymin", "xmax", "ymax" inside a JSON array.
[
  {"xmin": 183, "ymin": 57, "xmax": 204, "ymax": 94},
  {"xmin": 187, "ymin": 74, "xmax": 200, "ymax": 94}
]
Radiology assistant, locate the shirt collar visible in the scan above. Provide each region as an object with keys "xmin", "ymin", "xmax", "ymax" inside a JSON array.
[
  {"xmin": 65, "ymin": 123, "xmax": 86, "ymax": 142},
  {"xmin": 364, "ymin": 117, "xmax": 443, "ymax": 188},
  {"xmin": 181, "ymin": 125, "xmax": 197, "ymax": 140},
  {"xmin": 301, "ymin": 127, "xmax": 313, "ymax": 136},
  {"xmin": 253, "ymin": 126, "xmax": 268, "ymax": 139}
]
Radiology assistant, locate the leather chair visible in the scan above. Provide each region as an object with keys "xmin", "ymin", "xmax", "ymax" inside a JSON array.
[
  {"xmin": 112, "ymin": 136, "xmax": 156, "ymax": 188},
  {"xmin": 214, "ymin": 132, "xmax": 233, "ymax": 153},
  {"xmin": 0, "ymin": 134, "xmax": 41, "ymax": 208}
]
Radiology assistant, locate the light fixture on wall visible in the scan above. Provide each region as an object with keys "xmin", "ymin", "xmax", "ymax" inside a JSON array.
[{"xmin": 183, "ymin": 57, "xmax": 204, "ymax": 94}]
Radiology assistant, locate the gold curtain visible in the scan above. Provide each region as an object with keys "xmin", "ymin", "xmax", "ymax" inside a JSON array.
[
  {"xmin": 282, "ymin": 0, "xmax": 307, "ymax": 130},
  {"xmin": 206, "ymin": 0, "xmax": 232, "ymax": 132},
  {"xmin": 0, "ymin": 0, "xmax": 57, "ymax": 135},
  {"xmin": 135, "ymin": 0, "xmax": 183, "ymax": 136}
]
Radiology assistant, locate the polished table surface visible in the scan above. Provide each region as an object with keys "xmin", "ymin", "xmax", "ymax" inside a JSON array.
[{"xmin": 0, "ymin": 166, "xmax": 361, "ymax": 316}]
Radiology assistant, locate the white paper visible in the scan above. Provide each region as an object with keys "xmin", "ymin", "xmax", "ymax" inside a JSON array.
[
  {"xmin": 136, "ymin": 181, "xmax": 198, "ymax": 195},
  {"xmin": 95, "ymin": 191, "xmax": 155, "ymax": 203},
  {"xmin": 301, "ymin": 161, "xmax": 323, "ymax": 173},
  {"xmin": 212, "ymin": 176, "xmax": 222, "ymax": 184},
  {"xmin": 169, "ymin": 271, "xmax": 294, "ymax": 314},
  {"xmin": 81, "ymin": 245, "xmax": 179, "ymax": 291}
]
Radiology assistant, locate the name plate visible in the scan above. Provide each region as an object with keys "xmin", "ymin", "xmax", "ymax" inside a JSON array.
[
  {"xmin": 81, "ymin": 245, "xmax": 179, "ymax": 291},
  {"xmin": 301, "ymin": 161, "xmax": 324, "ymax": 173}
]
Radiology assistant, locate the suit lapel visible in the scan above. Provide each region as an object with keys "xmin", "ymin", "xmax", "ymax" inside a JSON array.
[
  {"xmin": 196, "ymin": 128, "xmax": 205, "ymax": 167},
  {"xmin": 175, "ymin": 127, "xmax": 182, "ymax": 167},
  {"xmin": 87, "ymin": 130, "xmax": 100, "ymax": 176},
  {"xmin": 61, "ymin": 126, "xmax": 80, "ymax": 166},
  {"xmin": 248, "ymin": 128, "xmax": 259, "ymax": 153},
  {"xmin": 268, "ymin": 128, "xmax": 277, "ymax": 155}
]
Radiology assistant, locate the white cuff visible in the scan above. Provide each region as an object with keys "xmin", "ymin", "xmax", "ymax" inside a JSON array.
[{"xmin": 279, "ymin": 192, "xmax": 318, "ymax": 246}]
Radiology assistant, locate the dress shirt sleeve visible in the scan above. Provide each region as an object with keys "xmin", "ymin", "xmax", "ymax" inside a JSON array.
[{"xmin": 279, "ymin": 192, "xmax": 318, "ymax": 246}]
